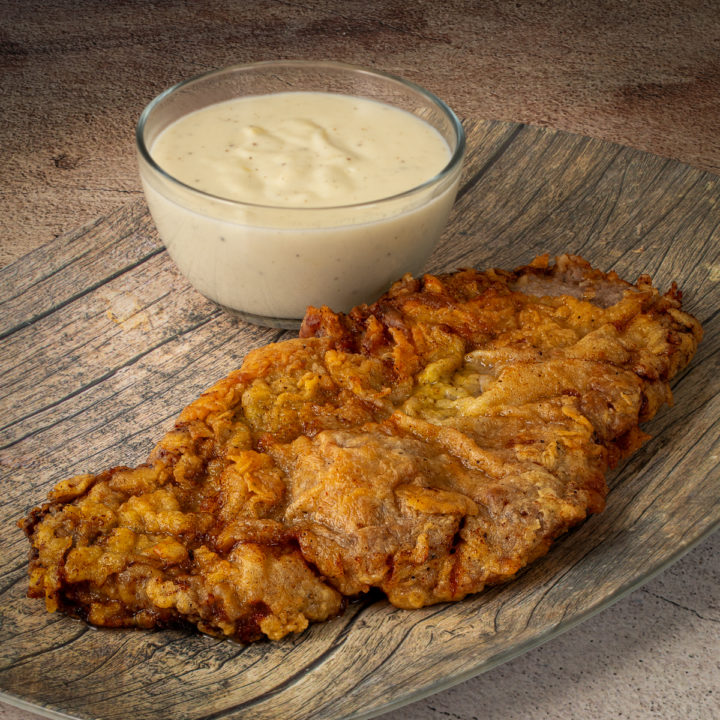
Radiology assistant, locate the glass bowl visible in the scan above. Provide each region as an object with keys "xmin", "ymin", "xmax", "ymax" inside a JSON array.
[{"xmin": 136, "ymin": 60, "xmax": 466, "ymax": 328}]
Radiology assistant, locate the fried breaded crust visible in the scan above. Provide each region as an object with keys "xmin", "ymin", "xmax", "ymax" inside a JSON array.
[{"xmin": 21, "ymin": 255, "xmax": 702, "ymax": 641}]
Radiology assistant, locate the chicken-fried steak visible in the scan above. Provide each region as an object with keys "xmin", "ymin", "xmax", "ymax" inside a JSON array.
[{"xmin": 21, "ymin": 255, "xmax": 702, "ymax": 641}]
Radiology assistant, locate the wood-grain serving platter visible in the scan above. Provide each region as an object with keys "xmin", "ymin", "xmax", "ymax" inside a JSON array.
[{"xmin": 1, "ymin": 119, "xmax": 718, "ymax": 720}]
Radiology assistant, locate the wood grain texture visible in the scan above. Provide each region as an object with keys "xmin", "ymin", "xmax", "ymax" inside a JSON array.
[
  {"xmin": 3, "ymin": 0, "xmax": 720, "ymax": 268},
  {"xmin": 0, "ymin": 120, "xmax": 718, "ymax": 720}
]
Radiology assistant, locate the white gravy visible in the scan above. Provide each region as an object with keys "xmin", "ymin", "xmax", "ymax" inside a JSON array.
[
  {"xmin": 142, "ymin": 92, "xmax": 460, "ymax": 321},
  {"xmin": 151, "ymin": 92, "xmax": 450, "ymax": 209}
]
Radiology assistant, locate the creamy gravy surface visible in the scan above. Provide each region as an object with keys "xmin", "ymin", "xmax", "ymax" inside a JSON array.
[
  {"xmin": 142, "ymin": 91, "xmax": 460, "ymax": 321},
  {"xmin": 151, "ymin": 92, "xmax": 450, "ymax": 208}
]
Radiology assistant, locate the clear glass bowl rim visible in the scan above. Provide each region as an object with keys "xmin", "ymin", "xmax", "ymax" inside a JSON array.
[{"xmin": 136, "ymin": 59, "xmax": 466, "ymax": 212}]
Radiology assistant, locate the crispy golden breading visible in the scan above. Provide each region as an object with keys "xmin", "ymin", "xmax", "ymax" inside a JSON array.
[{"xmin": 21, "ymin": 255, "xmax": 702, "ymax": 641}]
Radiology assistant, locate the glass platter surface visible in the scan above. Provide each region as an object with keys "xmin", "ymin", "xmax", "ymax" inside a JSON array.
[{"xmin": 1, "ymin": 119, "xmax": 718, "ymax": 720}]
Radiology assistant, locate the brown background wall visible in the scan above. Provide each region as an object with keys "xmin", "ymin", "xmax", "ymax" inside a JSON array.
[{"xmin": 2, "ymin": 0, "xmax": 719, "ymax": 267}]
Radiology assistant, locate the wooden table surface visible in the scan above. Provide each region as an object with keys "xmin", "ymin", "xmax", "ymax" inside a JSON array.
[{"xmin": 1, "ymin": 2, "xmax": 719, "ymax": 719}]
